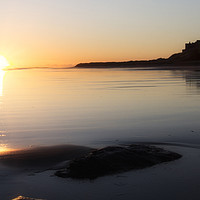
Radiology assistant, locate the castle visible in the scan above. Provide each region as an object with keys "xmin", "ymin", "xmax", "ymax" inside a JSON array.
[{"xmin": 183, "ymin": 40, "xmax": 200, "ymax": 53}]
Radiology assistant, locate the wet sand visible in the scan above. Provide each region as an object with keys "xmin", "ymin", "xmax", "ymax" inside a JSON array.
[
  {"xmin": 0, "ymin": 145, "xmax": 94, "ymax": 170},
  {"xmin": 0, "ymin": 143, "xmax": 200, "ymax": 200}
]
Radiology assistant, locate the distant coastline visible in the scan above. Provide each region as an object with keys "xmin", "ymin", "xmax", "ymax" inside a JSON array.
[{"xmin": 75, "ymin": 40, "xmax": 200, "ymax": 69}]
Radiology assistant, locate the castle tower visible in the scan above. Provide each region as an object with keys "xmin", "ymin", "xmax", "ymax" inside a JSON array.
[{"xmin": 183, "ymin": 40, "xmax": 200, "ymax": 53}]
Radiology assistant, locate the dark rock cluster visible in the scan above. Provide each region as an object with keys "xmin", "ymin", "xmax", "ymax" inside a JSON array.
[{"xmin": 55, "ymin": 144, "xmax": 182, "ymax": 179}]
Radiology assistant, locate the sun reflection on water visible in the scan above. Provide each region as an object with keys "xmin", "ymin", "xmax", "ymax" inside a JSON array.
[
  {"xmin": 0, "ymin": 70, "xmax": 5, "ymax": 96},
  {"xmin": 12, "ymin": 196, "xmax": 45, "ymax": 200},
  {"xmin": 0, "ymin": 145, "xmax": 13, "ymax": 155}
]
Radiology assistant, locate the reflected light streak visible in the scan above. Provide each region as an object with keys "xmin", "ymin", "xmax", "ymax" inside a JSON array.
[
  {"xmin": 0, "ymin": 145, "xmax": 13, "ymax": 155},
  {"xmin": 12, "ymin": 196, "xmax": 45, "ymax": 200},
  {"xmin": 0, "ymin": 70, "xmax": 5, "ymax": 96}
]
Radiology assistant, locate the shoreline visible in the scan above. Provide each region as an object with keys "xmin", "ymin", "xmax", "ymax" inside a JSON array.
[
  {"xmin": 4, "ymin": 64, "xmax": 200, "ymax": 71},
  {"xmin": 75, "ymin": 65, "xmax": 200, "ymax": 71}
]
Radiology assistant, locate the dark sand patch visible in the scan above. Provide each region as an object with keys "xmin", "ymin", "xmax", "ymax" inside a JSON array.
[
  {"xmin": 0, "ymin": 145, "xmax": 94, "ymax": 170},
  {"xmin": 55, "ymin": 144, "xmax": 182, "ymax": 179}
]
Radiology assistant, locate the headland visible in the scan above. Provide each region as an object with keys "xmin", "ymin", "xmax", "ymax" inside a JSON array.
[{"xmin": 75, "ymin": 40, "xmax": 200, "ymax": 68}]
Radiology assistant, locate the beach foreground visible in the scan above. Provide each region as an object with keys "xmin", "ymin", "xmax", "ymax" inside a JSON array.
[{"xmin": 0, "ymin": 143, "xmax": 200, "ymax": 200}]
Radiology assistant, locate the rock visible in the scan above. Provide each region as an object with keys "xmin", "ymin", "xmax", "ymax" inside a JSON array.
[
  {"xmin": 12, "ymin": 196, "xmax": 44, "ymax": 200},
  {"xmin": 55, "ymin": 144, "xmax": 182, "ymax": 179}
]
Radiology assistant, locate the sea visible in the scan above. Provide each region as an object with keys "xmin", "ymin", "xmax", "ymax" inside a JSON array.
[{"xmin": 1, "ymin": 67, "xmax": 200, "ymax": 151}]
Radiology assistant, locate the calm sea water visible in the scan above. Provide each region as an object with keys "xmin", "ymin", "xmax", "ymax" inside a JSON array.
[{"xmin": 0, "ymin": 68, "xmax": 200, "ymax": 150}]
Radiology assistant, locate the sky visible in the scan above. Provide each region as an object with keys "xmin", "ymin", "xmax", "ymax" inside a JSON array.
[{"xmin": 0, "ymin": 0, "xmax": 200, "ymax": 68}]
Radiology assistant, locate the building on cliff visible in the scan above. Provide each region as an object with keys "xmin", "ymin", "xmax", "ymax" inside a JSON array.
[{"xmin": 183, "ymin": 40, "xmax": 200, "ymax": 53}]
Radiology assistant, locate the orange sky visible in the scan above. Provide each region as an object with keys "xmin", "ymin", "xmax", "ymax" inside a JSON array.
[{"xmin": 0, "ymin": 0, "xmax": 200, "ymax": 68}]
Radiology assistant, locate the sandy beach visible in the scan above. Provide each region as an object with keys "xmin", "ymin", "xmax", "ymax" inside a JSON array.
[{"xmin": 0, "ymin": 143, "xmax": 200, "ymax": 200}]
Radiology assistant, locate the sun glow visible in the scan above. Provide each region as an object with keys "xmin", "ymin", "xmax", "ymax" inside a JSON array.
[
  {"xmin": 0, "ymin": 55, "xmax": 10, "ymax": 70},
  {"xmin": 0, "ymin": 70, "xmax": 5, "ymax": 96},
  {"xmin": 0, "ymin": 145, "xmax": 13, "ymax": 155}
]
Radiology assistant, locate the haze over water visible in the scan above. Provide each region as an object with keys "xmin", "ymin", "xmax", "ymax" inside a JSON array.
[{"xmin": 0, "ymin": 68, "xmax": 200, "ymax": 151}]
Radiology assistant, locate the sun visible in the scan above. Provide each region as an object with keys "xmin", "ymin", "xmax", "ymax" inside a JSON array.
[{"xmin": 0, "ymin": 55, "xmax": 10, "ymax": 70}]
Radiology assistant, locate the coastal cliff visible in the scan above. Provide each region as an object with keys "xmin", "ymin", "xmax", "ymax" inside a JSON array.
[{"xmin": 75, "ymin": 40, "xmax": 200, "ymax": 68}]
